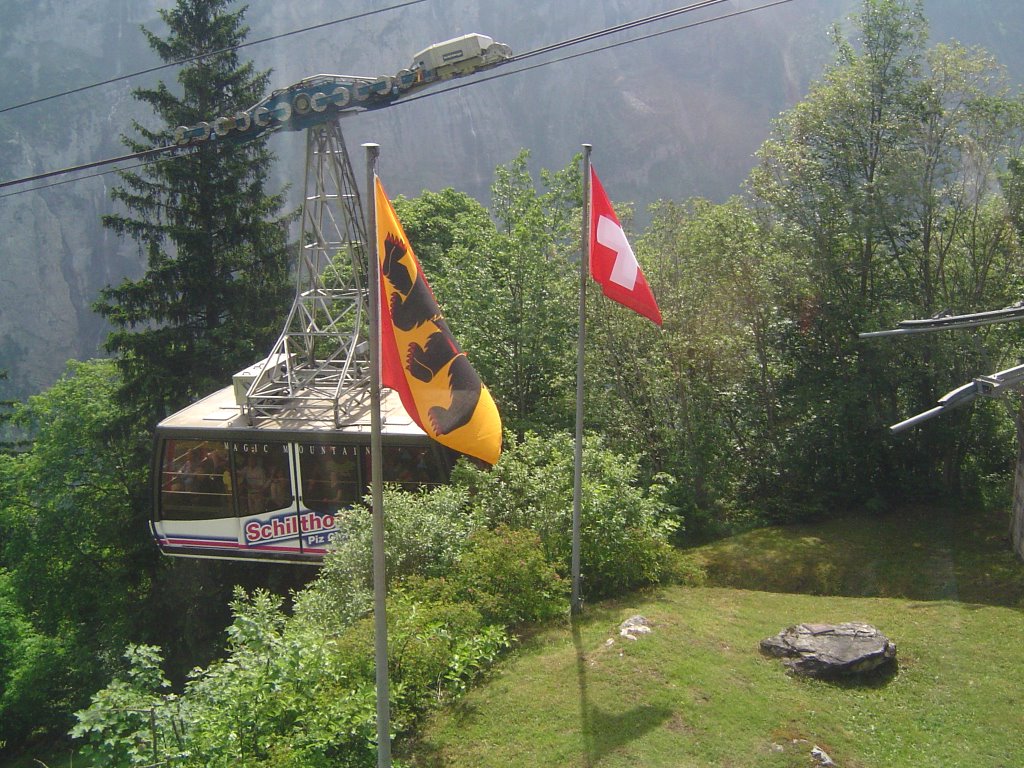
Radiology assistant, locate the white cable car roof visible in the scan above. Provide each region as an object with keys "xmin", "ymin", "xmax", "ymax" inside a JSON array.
[{"xmin": 157, "ymin": 384, "xmax": 426, "ymax": 439}]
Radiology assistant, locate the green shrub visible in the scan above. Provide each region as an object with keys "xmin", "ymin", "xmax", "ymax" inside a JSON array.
[
  {"xmin": 662, "ymin": 550, "xmax": 709, "ymax": 587},
  {"xmin": 71, "ymin": 585, "xmax": 510, "ymax": 768},
  {"xmin": 70, "ymin": 644, "xmax": 178, "ymax": 768},
  {"xmin": 454, "ymin": 432, "xmax": 678, "ymax": 599},
  {"xmin": 293, "ymin": 484, "xmax": 482, "ymax": 633},
  {"xmin": 451, "ymin": 526, "xmax": 567, "ymax": 626},
  {"xmin": 389, "ymin": 586, "xmax": 510, "ymax": 705},
  {"xmin": 72, "ymin": 593, "xmax": 380, "ymax": 768}
]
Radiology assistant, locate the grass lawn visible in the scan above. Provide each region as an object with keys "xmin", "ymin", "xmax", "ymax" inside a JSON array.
[
  {"xmin": 685, "ymin": 504, "xmax": 1024, "ymax": 607},
  {"xmin": 405, "ymin": 505, "xmax": 1024, "ymax": 767}
]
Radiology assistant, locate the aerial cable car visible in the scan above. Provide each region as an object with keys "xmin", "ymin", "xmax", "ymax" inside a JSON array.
[
  {"xmin": 152, "ymin": 384, "xmax": 456, "ymax": 563},
  {"xmin": 150, "ymin": 35, "xmax": 511, "ymax": 563}
]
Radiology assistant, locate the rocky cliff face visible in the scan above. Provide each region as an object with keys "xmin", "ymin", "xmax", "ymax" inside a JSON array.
[
  {"xmin": 0, "ymin": 0, "xmax": 158, "ymax": 395},
  {"xmin": 0, "ymin": 0, "xmax": 1018, "ymax": 399}
]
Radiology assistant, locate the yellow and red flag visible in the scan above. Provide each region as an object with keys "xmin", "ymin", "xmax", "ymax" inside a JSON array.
[{"xmin": 374, "ymin": 177, "xmax": 502, "ymax": 465}]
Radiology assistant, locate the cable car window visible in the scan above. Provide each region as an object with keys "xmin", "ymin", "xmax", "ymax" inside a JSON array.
[
  {"xmin": 382, "ymin": 445, "xmax": 446, "ymax": 490},
  {"xmin": 298, "ymin": 445, "xmax": 362, "ymax": 512},
  {"xmin": 159, "ymin": 439, "xmax": 233, "ymax": 520},
  {"xmin": 233, "ymin": 443, "xmax": 294, "ymax": 514}
]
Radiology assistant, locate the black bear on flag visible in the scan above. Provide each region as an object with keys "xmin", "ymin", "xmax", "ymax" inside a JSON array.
[
  {"xmin": 381, "ymin": 232, "xmax": 482, "ymax": 437},
  {"xmin": 374, "ymin": 176, "xmax": 502, "ymax": 465}
]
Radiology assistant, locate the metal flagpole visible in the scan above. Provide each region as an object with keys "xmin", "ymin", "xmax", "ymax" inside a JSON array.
[
  {"xmin": 572, "ymin": 144, "xmax": 592, "ymax": 615},
  {"xmin": 363, "ymin": 142, "xmax": 392, "ymax": 768}
]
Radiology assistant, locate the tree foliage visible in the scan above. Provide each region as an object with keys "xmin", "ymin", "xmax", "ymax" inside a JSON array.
[
  {"xmin": 94, "ymin": 0, "xmax": 292, "ymax": 427},
  {"xmin": 2, "ymin": 1, "xmax": 299, "ymax": 752},
  {"xmin": 408, "ymin": 151, "xmax": 581, "ymax": 434},
  {"xmin": 0, "ymin": 369, "xmax": 27, "ymax": 455},
  {"xmin": 748, "ymin": 0, "xmax": 1024, "ymax": 504},
  {"xmin": 453, "ymin": 432, "xmax": 677, "ymax": 599},
  {"xmin": 584, "ymin": 197, "xmax": 809, "ymax": 533},
  {"xmin": 391, "ymin": 154, "xmax": 582, "ymax": 434},
  {"xmin": 553, "ymin": 0, "xmax": 1024, "ymax": 527},
  {"xmin": 0, "ymin": 360, "xmax": 152, "ymax": 745},
  {"xmin": 89, "ymin": 0, "xmax": 302, "ymax": 718}
]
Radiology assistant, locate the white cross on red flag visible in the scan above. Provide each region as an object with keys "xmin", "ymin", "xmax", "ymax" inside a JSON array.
[{"xmin": 588, "ymin": 167, "xmax": 662, "ymax": 326}]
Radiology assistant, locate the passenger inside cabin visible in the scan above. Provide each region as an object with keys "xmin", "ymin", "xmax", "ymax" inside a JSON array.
[
  {"xmin": 385, "ymin": 446, "xmax": 438, "ymax": 490},
  {"xmin": 269, "ymin": 467, "xmax": 291, "ymax": 509},
  {"xmin": 241, "ymin": 455, "xmax": 269, "ymax": 514},
  {"xmin": 301, "ymin": 450, "xmax": 357, "ymax": 513},
  {"xmin": 174, "ymin": 448, "xmax": 199, "ymax": 494},
  {"xmin": 200, "ymin": 447, "xmax": 228, "ymax": 493}
]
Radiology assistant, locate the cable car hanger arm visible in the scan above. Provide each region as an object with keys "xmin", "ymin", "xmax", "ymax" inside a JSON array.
[
  {"xmin": 889, "ymin": 363, "xmax": 1024, "ymax": 434},
  {"xmin": 859, "ymin": 304, "xmax": 1024, "ymax": 432},
  {"xmin": 859, "ymin": 303, "xmax": 1024, "ymax": 338}
]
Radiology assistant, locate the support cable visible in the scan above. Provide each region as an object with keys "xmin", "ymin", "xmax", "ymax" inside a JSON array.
[
  {"xmin": 0, "ymin": 0, "xmax": 428, "ymax": 116},
  {"xmin": 0, "ymin": 0, "xmax": 793, "ymax": 197}
]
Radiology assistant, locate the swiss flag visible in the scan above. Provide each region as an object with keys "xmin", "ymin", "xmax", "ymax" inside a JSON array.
[{"xmin": 589, "ymin": 167, "xmax": 662, "ymax": 326}]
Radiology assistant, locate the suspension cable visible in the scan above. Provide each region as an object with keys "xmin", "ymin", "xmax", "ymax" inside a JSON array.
[{"xmin": 0, "ymin": 0, "xmax": 794, "ymax": 197}]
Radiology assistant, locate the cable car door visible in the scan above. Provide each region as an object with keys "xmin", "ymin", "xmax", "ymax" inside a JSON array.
[
  {"xmin": 295, "ymin": 443, "xmax": 362, "ymax": 556},
  {"xmin": 234, "ymin": 441, "xmax": 304, "ymax": 557}
]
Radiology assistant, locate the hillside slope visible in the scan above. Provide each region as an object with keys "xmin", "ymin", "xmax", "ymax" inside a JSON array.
[{"xmin": 407, "ymin": 505, "xmax": 1024, "ymax": 766}]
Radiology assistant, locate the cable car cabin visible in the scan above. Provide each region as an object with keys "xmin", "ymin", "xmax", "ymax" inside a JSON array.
[{"xmin": 152, "ymin": 385, "xmax": 454, "ymax": 564}]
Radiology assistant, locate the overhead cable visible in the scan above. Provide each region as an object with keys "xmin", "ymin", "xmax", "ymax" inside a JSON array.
[
  {"xmin": 0, "ymin": 0, "xmax": 427, "ymax": 116},
  {"xmin": 0, "ymin": 145, "xmax": 186, "ymax": 191},
  {"xmin": 398, "ymin": 0, "xmax": 794, "ymax": 107},
  {"xmin": 0, "ymin": 0, "xmax": 794, "ymax": 197},
  {"xmin": 509, "ymin": 0, "xmax": 733, "ymax": 63},
  {"xmin": 0, "ymin": 160, "xmax": 154, "ymax": 201}
]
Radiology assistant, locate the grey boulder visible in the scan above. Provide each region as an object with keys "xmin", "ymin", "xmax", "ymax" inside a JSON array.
[{"xmin": 759, "ymin": 622, "xmax": 897, "ymax": 678}]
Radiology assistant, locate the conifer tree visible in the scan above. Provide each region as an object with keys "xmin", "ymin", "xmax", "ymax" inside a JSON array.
[
  {"xmin": 95, "ymin": 0, "xmax": 291, "ymax": 426},
  {"xmin": 0, "ymin": 369, "xmax": 18, "ymax": 454}
]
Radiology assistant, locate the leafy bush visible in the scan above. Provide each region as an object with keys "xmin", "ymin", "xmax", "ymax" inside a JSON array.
[
  {"xmin": 72, "ymin": 593, "xmax": 380, "ymax": 768},
  {"xmin": 70, "ymin": 644, "xmax": 179, "ymax": 768},
  {"xmin": 293, "ymin": 484, "xmax": 481, "ymax": 633},
  {"xmin": 332, "ymin": 585, "xmax": 510, "ymax": 709},
  {"xmin": 454, "ymin": 432, "xmax": 678, "ymax": 599},
  {"xmin": 451, "ymin": 526, "xmax": 568, "ymax": 626},
  {"xmin": 71, "ymin": 586, "xmax": 509, "ymax": 768}
]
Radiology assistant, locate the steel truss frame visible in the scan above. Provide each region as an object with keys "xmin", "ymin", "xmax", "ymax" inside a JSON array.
[{"xmin": 243, "ymin": 121, "xmax": 370, "ymax": 427}]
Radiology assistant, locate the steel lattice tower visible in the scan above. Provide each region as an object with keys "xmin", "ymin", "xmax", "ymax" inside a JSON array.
[{"xmin": 243, "ymin": 121, "xmax": 370, "ymax": 427}]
